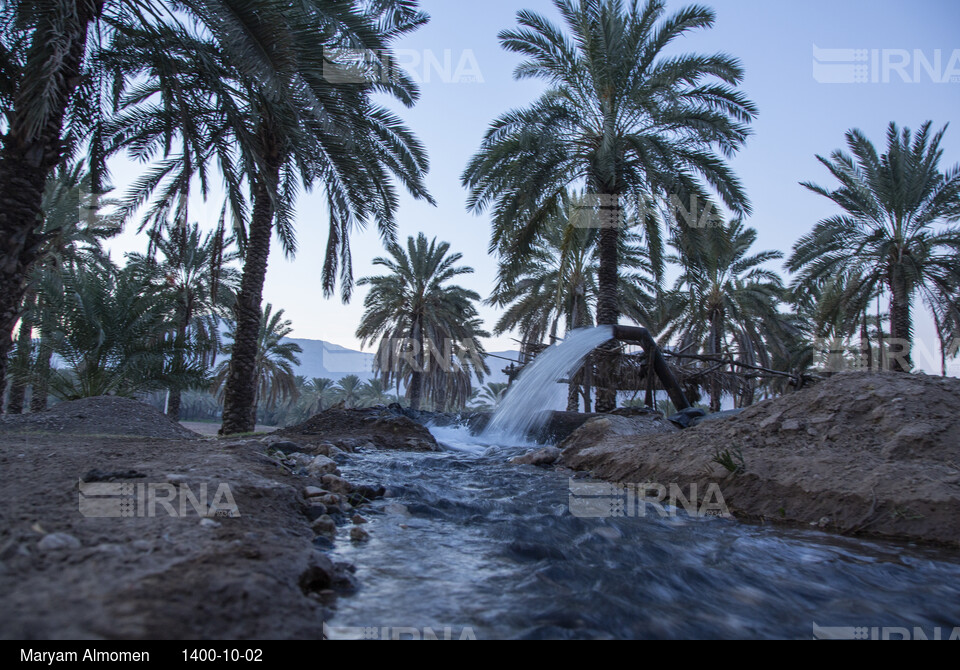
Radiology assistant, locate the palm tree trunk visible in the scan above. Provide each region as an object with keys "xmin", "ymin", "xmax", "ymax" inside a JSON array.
[
  {"xmin": 30, "ymin": 294, "xmax": 53, "ymax": 413},
  {"xmin": 221, "ymin": 129, "xmax": 281, "ymax": 435},
  {"xmin": 6, "ymin": 293, "xmax": 35, "ymax": 414},
  {"xmin": 0, "ymin": 0, "xmax": 103, "ymax": 402},
  {"xmin": 710, "ymin": 312, "xmax": 723, "ymax": 413},
  {"xmin": 888, "ymin": 271, "xmax": 913, "ymax": 373},
  {"xmin": 567, "ymin": 376, "xmax": 580, "ymax": 412},
  {"xmin": 167, "ymin": 322, "xmax": 187, "ymax": 421},
  {"xmin": 595, "ymin": 216, "xmax": 620, "ymax": 413},
  {"xmin": 935, "ymin": 315, "xmax": 947, "ymax": 377},
  {"xmin": 408, "ymin": 317, "xmax": 424, "ymax": 411},
  {"xmin": 861, "ymin": 309, "xmax": 873, "ymax": 372},
  {"xmin": 876, "ymin": 298, "xmax": 886, "ymax": 371}
]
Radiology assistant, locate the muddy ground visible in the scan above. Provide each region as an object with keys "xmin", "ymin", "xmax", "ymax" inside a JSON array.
[
  {"xmin": 560, "ymin": 372, "xmax": 960, "ymax": 548},
  {"xmin": 0, "ymin": 404, "xmax": 391, "ymax": 639}
]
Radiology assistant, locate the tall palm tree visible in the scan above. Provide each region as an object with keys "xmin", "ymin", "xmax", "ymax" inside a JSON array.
[
  {"xmin": 662, "ymin": 220, "xmax": 787, "ymax": 411},
  {"xmin": 788, "ymin": 122, "xmax": 960, "ymax": 372},
  {"xmin": 127, "ymin": 221, "xmax": 240, "ymax": 420},
  {"xmin": 462, "ymin": 0, "xmax": 756, "ymax": 411},
  {"xmin": 213, "ymin": 304, "xmax": 302, "ymax": 428},
  {"xmin": 356, "ymin": 234, "xmax": 490, "ymax": 411}
]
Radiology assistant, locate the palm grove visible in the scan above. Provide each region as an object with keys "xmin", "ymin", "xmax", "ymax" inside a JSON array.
[{"xmin": 1, "ymin": 1, "xmax": 958, "ymax": 432}]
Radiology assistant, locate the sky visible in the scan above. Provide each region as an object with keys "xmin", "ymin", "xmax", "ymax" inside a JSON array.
[{"xmin": 104, "ymin": 0, "xmax": 960, "ymax": 372}]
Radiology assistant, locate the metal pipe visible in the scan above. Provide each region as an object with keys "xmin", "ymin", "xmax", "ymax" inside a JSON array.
[{"xmin": 611, "ymin": 325, "xmax": 691, "ymax": 411}]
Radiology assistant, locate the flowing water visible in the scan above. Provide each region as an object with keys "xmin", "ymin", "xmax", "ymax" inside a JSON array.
[
  {"xmin": 482, "ymin": 326, "xmax": 615, "ymax": 444},
  {"xmin": 325, "ymin": 426, "xmax": 960, "ymax": 639}
]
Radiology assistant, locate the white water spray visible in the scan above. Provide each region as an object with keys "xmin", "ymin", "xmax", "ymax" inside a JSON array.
[{"xmin": 482, "ymin": 326, "xmax": 614, "ymax": 444}]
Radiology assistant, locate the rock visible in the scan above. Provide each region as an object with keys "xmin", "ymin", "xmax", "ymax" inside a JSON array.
[
  {"xmin": 275, "ymin": 407, "xmax": 440, "ymax": 452},
  {"xmin": 286, "ymin": 453, "xmax": 315, "ymax": 467},
  {"xmin": 320, "ymin": 474, "xmax": 353, "ymax": 496},
  {"xmin": 560, "ymin": 414, "xmax": 678, "ymax": 467},
  {"xmin": 270, "ymin": 441, "xmax": 304, "ymax": 455},
  {"xmin": 348, "ymin": 485, "xmax": 386, "ymax": 506},
  {"xmin": 351, "ymin": 515, "xmax": 367, "ymax": 525},
  {"xmin": 311, "ymin": 515, "xmax": 337, "ymax": 537},
  {"xmin": 306, "ymin": 455, "xmax": 339, "ymax": 477},
  {"xmin": 759, "ymin": 412, "xmax": 783, "ymax": 430},
  {"xmin": 509, "ymin": 446, "xmax": 561, "ymax": 467},
  {"xmin": 780, "ymin": 419, "xmax": 802, "ymax": 431},
  {"xmin": 37, "ymin": 533, "xmax": 81, "ymax": 552},
  {"xmin": 298, "ymin": 554, "xmax": 338, "ymax": 593},
  {"xmin": 303, "ymin": 486, "xmax": 327, "ymax": 499},
  {"xmin": 349, "ymin": 527, "xmax": 370, "ymax": 543},
  {"xmin": 304, "ymin": 503, "xmax": 329, "ymax": 522},
  {"xmin": 403, "ymin": 437, "xmax": 441, "ymax": 452},
  {"xmin": 317, "ymin": 493, "xmax": 342, "ymax": 508},
  {"xmin": 219, "ymin": 441, "xmax": 248, "ymax": 450},
  {"xmin": 667, "ymin": 407, "xmax": 708, "ymax": 429},
  {"xmin": 312, "ymin": 536, "xmax": 335, "ymax": 551}
]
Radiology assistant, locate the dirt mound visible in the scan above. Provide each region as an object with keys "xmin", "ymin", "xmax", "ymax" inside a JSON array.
[
  {"xmin": 561, "ymin": 372, "xmax": 960, "ymax": 547},
  {"xmin": 277, "ymin": 407, "xmax": 440, "ymax": 452},
  {"xmin": 0, "ymin": 428, "xmax": 366, "ymax": 639},
  {"xmin": 0, "ymin": 396, "xmax": 201, "ymax": 440}
]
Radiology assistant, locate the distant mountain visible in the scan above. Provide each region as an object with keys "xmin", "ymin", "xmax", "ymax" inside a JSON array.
[{"xmin": 285, "ymin": 337, "xmax": 521, "ymax": 386}]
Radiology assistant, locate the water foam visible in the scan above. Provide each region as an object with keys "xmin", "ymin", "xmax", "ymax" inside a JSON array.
[{"xmin": 481, "ymin": 326, "xmax": 614, "ymax": 444}]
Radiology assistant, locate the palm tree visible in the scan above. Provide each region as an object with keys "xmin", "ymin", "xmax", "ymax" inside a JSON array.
[
  {"xmin": 96, "ymin": 3, "xmax": 434, "ymax": 435},
  {"xmin": 788, "ymin": 122, "xmax": 960, "ymax": 372},
  {"xmin": 48, "ymin": 261, "xmax": 202, "ymax": 400},
  {"xmin": 5, "ymin": 162, "xmax": 120, "ymax": 413},
  {"xmin": 359, "ymin": 378, "xmax": 394, "ymax": 407},
  {"xmin": 308, "ymin": 377, "xmax": 338, "ymax": 414},
  {"xmin": 462, "ymin": 0, "xmax": 756, "ymax": 411},
  {"xmin": 333, "ymin": 374, "xmax": 364, "ymax": 410},
  {"xmin": 127, "ymin": 221, "xmax": 240, "ymax": 420},
  {"xmin": 213, "ymin": 304, "xmax": 302, "ymax": 429},
  {"xmin": 356, "ymin": 234, "xmax": 490, "ymax": 411},
  {"xmin": 470, "ymin": 382, "xmax": 510, "ymax": 411},
  {"xmin": 661, "ymin": 220, "xmax": 787, "ymax": 411}
]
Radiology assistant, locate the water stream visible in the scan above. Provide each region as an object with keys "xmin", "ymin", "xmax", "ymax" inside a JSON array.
[{"xmin": 326, "ymin": 426, "xmax": 960, "ymax": 639}]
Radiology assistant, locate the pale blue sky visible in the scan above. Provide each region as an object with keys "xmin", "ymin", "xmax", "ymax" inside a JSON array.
[{"xmin": 105, "ymin": 0, "xmax": 960, "ymax": 371}]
